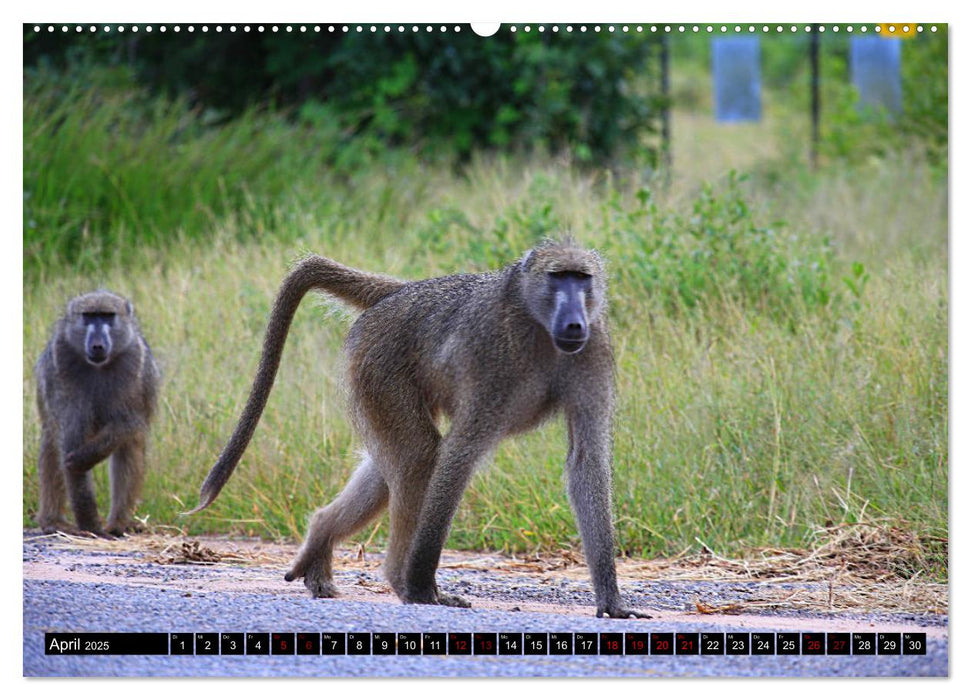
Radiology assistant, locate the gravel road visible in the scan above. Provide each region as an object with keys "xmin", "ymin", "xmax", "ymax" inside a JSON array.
[{"xmin": 23, "ymin": 533, "xmax": 948, "ymax": 677}]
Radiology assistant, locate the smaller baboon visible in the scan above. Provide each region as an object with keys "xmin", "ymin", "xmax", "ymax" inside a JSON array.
[
  {"xmin": 35, "ymin": 291, "xmax": 159, "ymax": 537},
  {"xmin": 191, "ymin": 241, "xmax": 648, "ymax": 618}
]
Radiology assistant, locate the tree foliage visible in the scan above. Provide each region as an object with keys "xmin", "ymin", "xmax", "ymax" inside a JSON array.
[{"xmin": 24, "ymin": 25, "xmax": 661, "ymax": 166}]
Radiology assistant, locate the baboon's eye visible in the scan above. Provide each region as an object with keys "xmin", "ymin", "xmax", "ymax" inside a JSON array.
[
  {"xmin": 548, "ymin": 270, "xmax": 591, "ymax": 280},
  {"xmin": 82, "ymin": 312, "xmax": 116, "ymax": 326}
]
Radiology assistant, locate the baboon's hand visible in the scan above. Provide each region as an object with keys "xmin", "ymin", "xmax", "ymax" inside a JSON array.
[
  {"xmin": 63, "ymin": 450, "xmax": 81, "ymax": 473},
  {"xmin": 39, "ymin": 520, "xmax": 76, "ymax": 536},
  {"xmin": 597, "ymin": 604, "xmax": 652, "ymax": 619},
  {"xmin": 401, "ymin": 588, "xmax": 439, "ymax": 605},
  {"xmin": 72, "ymin": 527, "xmax": 111, "ymax": 539},
  {"xmin": 402, "ymin": 586, "xmax": 471, "ymax": 608},
  {"xmin": 436, "ymin": 591, "xmax": 472, "ymax": 608},
  {"xmin": 64, "ymin": 446, "xmax": 99, "ymax": 474},
  {"xmin": 105, "ymin": 522, "xmax": 131, "ymax": 537}
]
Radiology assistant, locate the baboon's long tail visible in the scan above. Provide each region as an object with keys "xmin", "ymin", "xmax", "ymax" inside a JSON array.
[{"xmin": 185, "ymin": 255, "xmax": 405, "ymax": 514}]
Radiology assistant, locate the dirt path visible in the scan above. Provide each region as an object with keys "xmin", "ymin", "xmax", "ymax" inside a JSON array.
[{"xmin": 23, "ymin": 531, "xmax": 948, "ymax": 636}]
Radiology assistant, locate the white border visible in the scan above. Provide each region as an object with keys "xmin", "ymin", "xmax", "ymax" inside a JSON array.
[{"xmin": 8, "ymin": 0, "xmax": 961, "ymax": 696}]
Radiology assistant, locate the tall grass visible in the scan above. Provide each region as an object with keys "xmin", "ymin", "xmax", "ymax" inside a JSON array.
[
  {"xmin": 23, "ymin": 64, "xmax": 425, "ymax": 278},
  {"xmin": 22, "ymin": 74, "xmax": 948, "ymax": 577}
]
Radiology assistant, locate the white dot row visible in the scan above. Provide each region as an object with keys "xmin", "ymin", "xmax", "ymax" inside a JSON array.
[{"xmin": 31, "ymin": 24, "xmax": 940, "ymax": 35}]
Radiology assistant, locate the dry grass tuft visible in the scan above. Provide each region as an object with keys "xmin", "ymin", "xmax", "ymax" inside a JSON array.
[
  {"xmin": 35, "ymin": 530, "xmax": 287, "ymax": 566},
  {"xmin": 621, "ymin": 522, "xmax": 948, "ymax": 614},
  {"xmin": 672, "ymin": 522, "xmax": 947, "ymax": 584}
]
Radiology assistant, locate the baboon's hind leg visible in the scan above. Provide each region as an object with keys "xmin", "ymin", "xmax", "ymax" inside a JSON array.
[
  {"xmin": 106, "ymin": 436, "xmax": 146, "ymax": 536},
  {"xmin": 285, "ymin": 454, "xmax": 389, "ymax": 598}
]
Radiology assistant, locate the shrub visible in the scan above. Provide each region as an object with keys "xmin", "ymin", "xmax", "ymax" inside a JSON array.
[
  {"xmin": 600, "ymin": 173, "xmax": 837, "ymax": 322},
  {"xmin": 24, "ymin": 26, "xmax": 663, "ymax": 168}
]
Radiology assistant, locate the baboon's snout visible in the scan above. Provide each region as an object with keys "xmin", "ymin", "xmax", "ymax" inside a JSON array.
[
  {"xmin": 85, "ymin": 332, "xmax": 110, "ymax": 365},
  {"xmin": 553, "ymin": 314, "xmax": 588, "ymax": 354}
]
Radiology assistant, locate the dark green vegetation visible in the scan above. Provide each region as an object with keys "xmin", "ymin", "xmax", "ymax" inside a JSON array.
[
  {"xmin": 25, "ymin": 25, "xmax": 659, "ymax": 155},
  {"xmin": 23, "ymin": 27, "xmax": 947, "ymax": 579},
  {"xmin": 25, "ymin": 28, "xmax": 660, "ymax": 276}
]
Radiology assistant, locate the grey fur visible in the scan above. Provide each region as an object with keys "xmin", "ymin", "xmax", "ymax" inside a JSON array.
[
  {"xmin": 35, "ymin": 291, "xmax": 159, "ymax": 537},
  {"xmin": 192, "ymin": 244, "xmax": 648, "ymax": 618}
]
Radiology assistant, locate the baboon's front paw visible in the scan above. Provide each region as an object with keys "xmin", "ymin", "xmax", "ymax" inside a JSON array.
[
  {"xmin": 596, "ymin": 604, "xmax": 652, "ymax": 619},
  {"xmin": 73, "ymin": 522, "xmax": 108, "ymax": 538},
  {"xmin": 106, "ymin": 522, "xmax": 128, "ymax": 537},
  {"xmin": 437, "ymin": 592, "xmax": 472, "ymax": 608},
  {"xmin": 66, "ymin": 528, "xmax": 111, "ymax": 539},
  {"xmin": 401, "ymin": 589, "xmax": 437, "ymax": 605},
  {"xmin": 105, "ymin": 520, "xmax": 143, "ymax": 537},
  {"xmin": 402, "ymin": 587, "xmax": 471, "ymax": 608},
  {"xmin": 39, "ymin": 520, "xmax": 76, "ymax": 535},
  {"xmin": 285, "ymin": 566, "xmax": 339, "ymax": 599},
  {"xmin": 304, "ymin": 578, "xmax": 339, "ymax": 599}
]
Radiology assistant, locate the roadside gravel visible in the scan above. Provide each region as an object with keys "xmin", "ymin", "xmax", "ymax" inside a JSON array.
[{"xmin": 23, "ymin": 534, "xmax": 947, "ymax": 677}]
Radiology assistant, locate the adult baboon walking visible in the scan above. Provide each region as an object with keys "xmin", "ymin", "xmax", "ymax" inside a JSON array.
[
  {"xmin": 192, "ymin": 241, "xmax": 647, "ymax": 618},
  {"xmin": 35, "ymin": 291, "xmax": 160, "ymax": 537}
]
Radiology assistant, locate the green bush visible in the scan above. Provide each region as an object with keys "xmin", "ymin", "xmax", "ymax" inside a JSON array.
[
  {"xmin": 238, "ymin": 29, "xmax": 661, "ymax": 165},
  {"xmin": 408, "ymin": 176, "xmax": 568, "ymax": 274},
  {"xmin": 408, "ymin": 171, "xmax": 841, "ymax": 326},
  {"xmin": 599, "ymin": 173, "xmax": 837, "ymax": 322},
  {"xmin": 24, "ymin": 26, "xmax": 662, "ymax": 167}
]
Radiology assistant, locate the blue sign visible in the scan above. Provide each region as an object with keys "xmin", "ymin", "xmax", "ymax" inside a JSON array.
[
  {"xmin": 712, "ymin": 38, "xmax": 762, "ymax": 122},
  {"xmin": 850, "ymin": 37, "xmax": 902, "ymax": 116}
]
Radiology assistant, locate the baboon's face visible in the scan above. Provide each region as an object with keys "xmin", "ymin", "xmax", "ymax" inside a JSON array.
[
  {"xmin": 548, "ymin": 271, "xmax": 593, "ymax": 353},
  {"xmin": 66, "ymin": 293, "xmax": 134, "ymax": 367},
  {"xmin": 521, "ymin": 246, "xmax": 606, "ymax": 355}
]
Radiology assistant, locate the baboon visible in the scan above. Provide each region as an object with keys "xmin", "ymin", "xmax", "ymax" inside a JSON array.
[
  {"xmin": 191, "ymin": 241, "xmax": 648, "ymax": 618},
  {"xmin": 35, "ymin": 291, "xmax": 159, "ymax": 537}
]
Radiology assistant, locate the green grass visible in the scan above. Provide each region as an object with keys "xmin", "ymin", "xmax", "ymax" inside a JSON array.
[{"xmin": 22, "ymin": 77, "xmax": 948, "ymax": 579}]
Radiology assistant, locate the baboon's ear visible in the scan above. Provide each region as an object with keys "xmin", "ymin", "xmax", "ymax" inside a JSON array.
[{"xmin": 126, "ymin": 299, "xmax": 134, "ymax": 316}]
